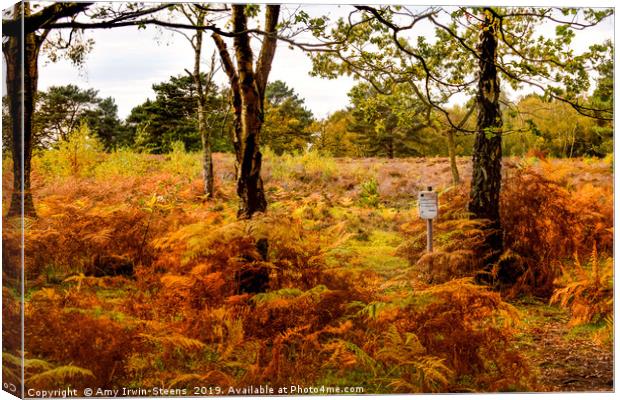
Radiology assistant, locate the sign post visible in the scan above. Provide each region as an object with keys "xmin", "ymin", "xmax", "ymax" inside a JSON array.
[{"xmin": 418, "ymin": 186, "xmax": 438, "ymax": 252}]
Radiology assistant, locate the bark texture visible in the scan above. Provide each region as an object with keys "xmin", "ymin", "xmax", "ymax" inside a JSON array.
[
  {"xmin": 187, "ymin": 9, "xmax": 214, "ymax": 197},
  {"xmin": 4, "ymin": 3, "xmax": 42, "ymax": 217},
  {"xmin": 213, "ymin": 5, "xmax": 280, "ymax": 219},
  {"xmin": 446, "ymin": 129, "xmax": 460, "ymax": 186},
  {"xmin": 468, "ymin": 12, "xmax": 503, "ymax": 266}
]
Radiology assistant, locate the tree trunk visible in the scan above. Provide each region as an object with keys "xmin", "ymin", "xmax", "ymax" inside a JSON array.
[
  {"xmin": 468, "ymin": 11, "xmax": 503, "ymax": 266},
  {"xmin": 235, "ymin": 86, "xmax": 267, "ymax": 219},
  {"xmin": 200, "ymin": 109, "xmax": 214, "ymax": 197},
  {"xmin": 213, "ymin": 5, "xmax": 279, "ymax": 219},
  {"xmin": 212, "ymin": 33, "xmax": 241, "ymax": 178},
  {"xmin": 232, "ymin": 6, "xmax": 266, "ymax": 219},
  {"xmin": 387, "ymin": 136, "xmax": 394, "ymax": 159},
  {"xmin": 189, "ymin": 12, "xmax": 214, "ymax": 198},
  {"xmin": 4, "ymin": 4, "xmax": 39, "ymax": 217},
  {"xmin": 446, "ymin": 129, "xmax": 460, "ymax": 185}
]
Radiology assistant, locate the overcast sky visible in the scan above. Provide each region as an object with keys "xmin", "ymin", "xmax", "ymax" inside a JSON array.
[
  {"xmin": 35, "ymin": 4, "xmax": 359, "ymax": 119},
  {"xmin": 8, "ymin": 2, "xmax": 616, "ymax": 120}
]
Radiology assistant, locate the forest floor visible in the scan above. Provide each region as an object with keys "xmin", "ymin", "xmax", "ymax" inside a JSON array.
[{"xmin": 515, "ymin": 301, "xmax": 613, "ymax": 392}]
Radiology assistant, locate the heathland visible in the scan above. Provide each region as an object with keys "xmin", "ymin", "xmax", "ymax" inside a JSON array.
[{"xmin": 2, "ymin": 147, "xmax": 613, "ymax": 393}]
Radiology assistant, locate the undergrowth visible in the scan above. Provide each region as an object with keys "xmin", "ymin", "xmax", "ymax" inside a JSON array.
[{"xmin": 3, "ymin": 149, "xmax": 612, "ymax": 394}]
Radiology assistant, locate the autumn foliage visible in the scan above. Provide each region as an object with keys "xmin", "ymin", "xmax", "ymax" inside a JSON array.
[{"xmin": 2, "ymin": 148, "xmax": 613, "ymax": 394}]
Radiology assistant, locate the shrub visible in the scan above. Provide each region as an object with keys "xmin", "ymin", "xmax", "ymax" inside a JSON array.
[
  {"xmin": 93, "ymin": 149, "xmax": 153, "ymax": 179},
  {"xmin": 358, "ymin": 177, "xmax": 380, "ymax": 207},
  {"xmin": 501, "ymin": 167, "xmax": 613, "ymax": 297},
  {"xmin": 34, "ymin": 123, "xmax": 103, "ymax": 178},
  {"xmin": 396, "ymin": 279, "xmax": 532, "ymax": 391},
  {"xmin": 264, "ymin": 148, "xmax": 337, "ymax": 184},
  {"xmin": 162, "ymin": 141, "xmax": 201, "ymax": 179},
  {"xmin": 550, "ymin": 245, "xmax": 613, "ymax": 327},
  {"xmin": 23, "ymin": 195, "xmax": 155, "ymax": 279},
  {"xmin": 25, "ymin": 288, "xmax": 136, "ymax": 389},
  {"xmin": 397, "ymin": 184, "xmax": 487, "ymax": 284}
]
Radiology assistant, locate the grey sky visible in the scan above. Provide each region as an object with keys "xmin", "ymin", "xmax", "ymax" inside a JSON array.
[{"xmin": 20, "ymin": 2, "xmax": 616, "ymax": 120}]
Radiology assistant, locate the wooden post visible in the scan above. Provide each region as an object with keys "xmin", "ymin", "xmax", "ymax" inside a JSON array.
[
  {"xmin": 426, "ymin": 186, "xmax": 433, "ymax": 252},
  {"xmin": 427, "ymin": 217, "xmax": 433, "ymax": 252}
]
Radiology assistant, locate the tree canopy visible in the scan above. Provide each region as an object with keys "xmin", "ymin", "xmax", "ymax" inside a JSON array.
[
  {"xmin": 126, "ymin": 74, "xmax": 231, "ymax": 154},
  {"xmin": 348, "ymin": 82, "xmax": 432, "ymax": 158},
  {"xmin": 262, "ymin": 80, "xmax": 315, "ymax": 155}
]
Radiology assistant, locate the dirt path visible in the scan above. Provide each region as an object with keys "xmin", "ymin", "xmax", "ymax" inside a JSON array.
[{"xmin": 517, "ymin": 304, "xmax": 613, "ymax": 392}]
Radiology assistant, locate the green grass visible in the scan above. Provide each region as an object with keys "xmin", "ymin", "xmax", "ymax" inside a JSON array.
[
  {"xmin": 327, "ymin": 230, "xmax": 410, "ymax": 280},
  {"xmin": 264, "ymin": 148, "xmax": 338, "ymax": 183},
  {"xmin": 564, "ymin": 320, "xmax": 608, "ymax": 341}
]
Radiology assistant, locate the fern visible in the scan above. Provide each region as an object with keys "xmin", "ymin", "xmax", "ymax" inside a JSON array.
[
  {"xmin": 376, "ymin": 325, "xmax": 453, "ymax": 393},
  {"xmin": 26, "ymin": 366, "xmax": 95, "ymax": 387},
  {"xmin": 139, "ymin": 333, "xmax": 206, "ymax": 352},
  {"xmin": 550, "ymin": 244, "xmax": 613, "ymax": 326}
]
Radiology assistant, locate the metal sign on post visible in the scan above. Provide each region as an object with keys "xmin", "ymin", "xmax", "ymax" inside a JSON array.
[{"xmin": 418, "ymin": 186, "xmax": 438, "ymax": 252}]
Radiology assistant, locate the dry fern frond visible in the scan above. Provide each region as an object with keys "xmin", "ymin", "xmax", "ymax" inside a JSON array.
[
  {"xmin": 26, "ymin": 365, "xmax": 95, "ymax": 387},
  {"xmin": 550, "ymin": 243, "xmax": 613, "ymax": 326},
  {"xmin": 376, "ymin": 325, "xmax": 453, "ymax": 393},
  {"xmin": 139, "ymin": 333, "xmax": 206, "ymax": 352}
]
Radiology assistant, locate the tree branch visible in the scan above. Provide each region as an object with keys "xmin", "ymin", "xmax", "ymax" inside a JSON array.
[
  {"xmin": 255, "ymin": 5, "xmax": 280, "ymax": 96},
  {"xmin": 3, "ymin": 2, "xmax": 92, "ymax": 36}
]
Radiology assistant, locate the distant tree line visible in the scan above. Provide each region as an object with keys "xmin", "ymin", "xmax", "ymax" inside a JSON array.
[{"xmin": 4, "ymin": 72, "xmax": 611, "ymax": 161}]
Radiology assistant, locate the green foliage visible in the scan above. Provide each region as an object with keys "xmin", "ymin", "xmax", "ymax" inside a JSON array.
[
  {"xmin": 126, "ymin": 74, "xmax": 232, "ymax": 154},
  {"xmin": 264, "ymin": 147, "xmax": 337, "ymax": 183},
  {"xmin": 35, "ymin": 123, "xmax": 103, "ymax": 178},
  {"xmin": 312, "ymin": 110, "xmax": 362, "ymax": 157},
  {"xmin": 32, "ymin": 85, "xmax": 127, "ymax": 150},
  {"xmin": 82, "ymin": 97, "xmax": 130, "ymax": 151},
  {"xmin": 92, "ymin": 148, "xmax": 153, "ymax": 179},
  {"xmin": 309, "ymin": 6, "xmax": 612, "ymax": 159},
  {"xmin": 503, "ymin": 94, "xmax": 612, "ymax": 157},
  {"xmin": 358, "ymin": 177, "xmax": 380, "ymax": 207},
  {"xmin": 261, "ymin": 81, "xmax": 315, "ymax": 154},
  {"xmin": 348, "ymin": 82, "xmax": 432, "ymax": 158},
  {"xmin": 162, "ymin": 141, "xmax": 201, "ymax": 179}
]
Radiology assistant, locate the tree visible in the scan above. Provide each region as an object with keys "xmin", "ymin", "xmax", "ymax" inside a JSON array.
[
  {"xmin": 126, "ymin": 74, "xmax": 231, "ymax": 154},
  {"xmin": 437, "ymin": 102, "xmax": 476, "ymax": 185},
  {"xmin": 3, "ymin": 2, "xmax": 304, "ymax": 217},
  {"xmin": 311, "ymin": 110, "xmax": 361, "ymax": 157},
  {"xmin": 30, "ymin": 84, "xmax": 125, "ymax": 150},
  {"xmin": 212, "ymin": 4, "xmax": 280, "ymax": 219},
  {"xmin": 127, "ymin": 75, "xmax": 197, "ymax": 153},
  {"xmin": 587, "ymin": 43, "xmax": 614, "ymax": 155},
  {"xmin": 3, "ymin": 3, "xmax": 86, "ymax": 216},
  {"xmin": 35, "ymin": 85, "xmax": 99, "ymax": 143},
  {"xmin": 504, "ymin": 94, "xmax": 608, "ymax": 158},
  {"xmin": 82, "ymin": 97, "xmax": 129, "ymax": 151},
  {"xmin": 2, "ymin": 2, "xmax": 171, "ymax": 216},
  {"xmin": 262, "ymin": 80, "xmax": 315, "ymax": 154},
  {"xmin": 2, "ymin": 96, "xmax": 12, "ymax": 156},
  {"xmin": 348, "ymin": 82, "xmax": 431, "ymax": 158},
  {"xmin": 309, "ymin": 6, "xmax": 613, "ymax": 275},
  {"xmin": 171, "ymin": 4, "xmax": 224, "ymax": 197}
]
